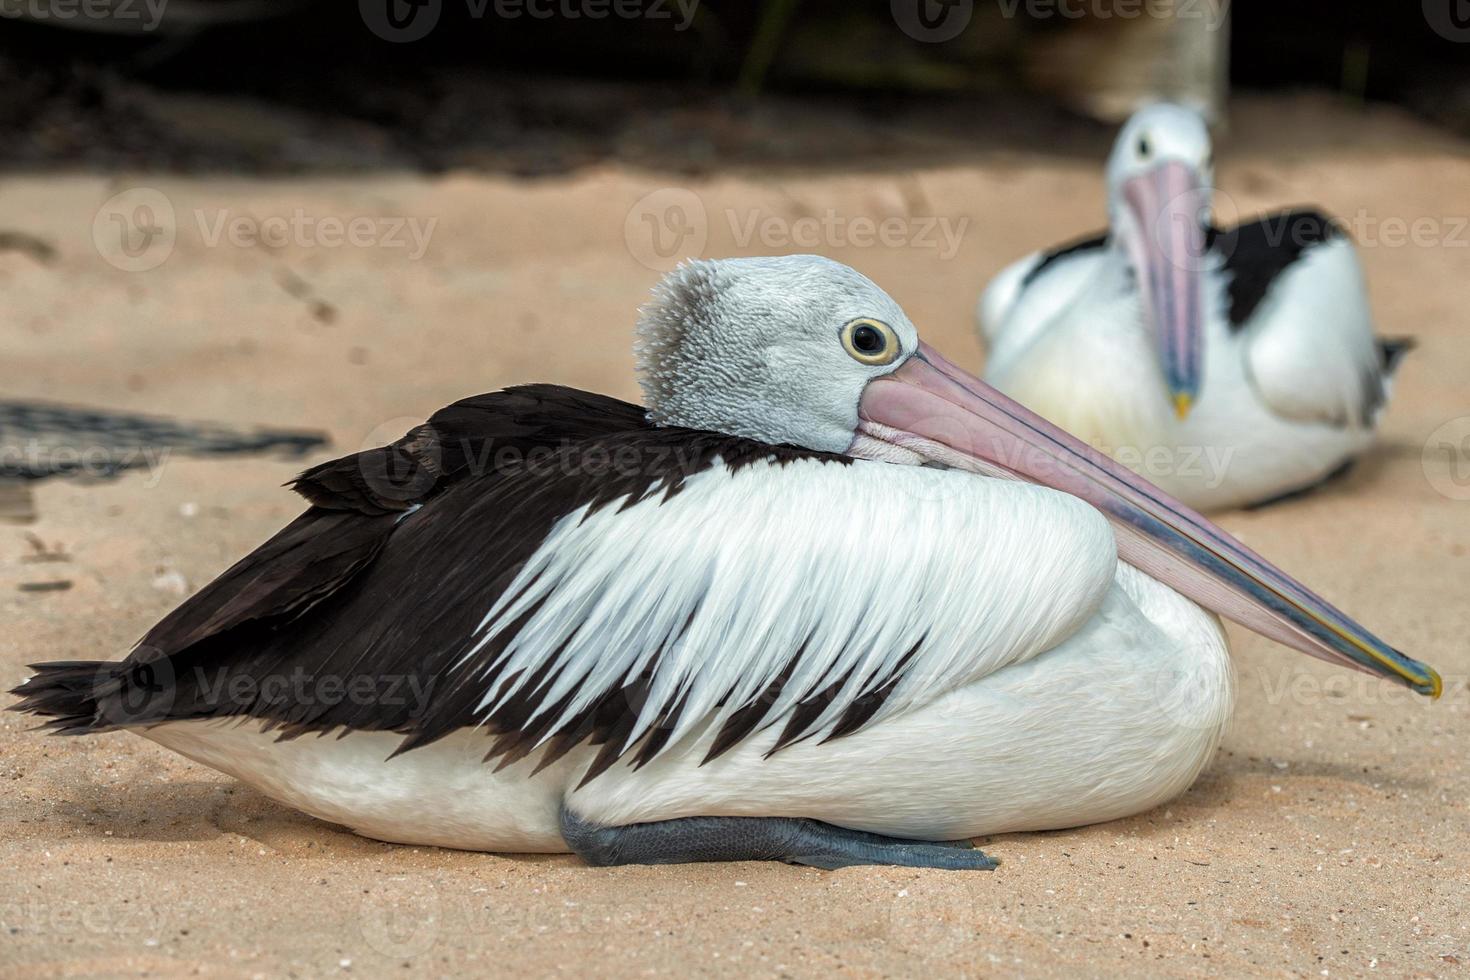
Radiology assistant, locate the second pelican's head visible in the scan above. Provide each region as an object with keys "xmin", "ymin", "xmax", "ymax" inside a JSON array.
[
  {"xmin": 1106, "ymin": 103, "xmax": 1214, "ymax": 419},
  {"xmin": 635, "ymin": 254, "xmax": 1439, "ymax": 699}
]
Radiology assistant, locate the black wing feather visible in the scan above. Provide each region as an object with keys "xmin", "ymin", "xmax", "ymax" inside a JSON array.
[
  {"xmin": 1021, "ymin": 230, "xmax": 1109, "ymax": 288},
  {"xmin": 1209, "ymin": 208, "xmax": 1343, "ymax": 330},
  {"xmin": 12, "ymin": 384, "xmax": 863, "ymax": 781}
]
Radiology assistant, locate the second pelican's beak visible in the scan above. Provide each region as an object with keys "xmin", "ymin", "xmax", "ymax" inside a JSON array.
[
  {"xmin": 851, "ymin": 342, "xmax": 1441, "ymax": 698},
  {"xmin": 1123, "ymin": 160, "xmax": 1208, "ymax": 419}
]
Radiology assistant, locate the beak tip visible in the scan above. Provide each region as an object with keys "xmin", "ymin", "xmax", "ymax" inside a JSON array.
[
  {"xmin": 1172, "ymin": 392, "xmax": 1194, "ymax": 420},
  {"xmin": 1391, "ymin": 647, "xmax": 1441, "ymax": 699}
]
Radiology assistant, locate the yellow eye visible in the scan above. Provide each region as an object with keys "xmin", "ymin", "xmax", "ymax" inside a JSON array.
[{"xmin": 840, "ymin": 318, "xmax": 900, "ymax": 366}]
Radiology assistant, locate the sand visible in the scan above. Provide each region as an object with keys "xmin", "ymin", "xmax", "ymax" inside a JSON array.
[{"xmin": 2, "ymin": 94, "xmax": 1468, "ymax": 978}]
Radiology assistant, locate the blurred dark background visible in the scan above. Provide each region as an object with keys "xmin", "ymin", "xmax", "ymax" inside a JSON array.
[{"xmin": 1, "ymin": 1, "xmax": 1467, "ymax": 174}]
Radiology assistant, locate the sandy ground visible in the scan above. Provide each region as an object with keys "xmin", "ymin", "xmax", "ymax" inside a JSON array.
[{"xmin": 2, "ymin": 94, "xmax": 1468, "ymax": 978}]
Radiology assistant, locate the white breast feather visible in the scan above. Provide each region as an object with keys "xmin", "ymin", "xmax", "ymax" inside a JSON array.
[
  {"xmin": 456, "ymin": 458, "xmax": 1118, "ymax": 762},
  {"xmin": 977, "ymin": 251, "xmax": 1042, "ymax": 344},
  {"xmin": 981, "ymin": 246, "xmax": 1112, "ymax": 377}
]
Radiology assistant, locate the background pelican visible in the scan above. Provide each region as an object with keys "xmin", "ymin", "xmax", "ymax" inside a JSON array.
[
  {"xmin": 978, "ymin": 103, "xmax": 1411, "ymax": 511},
  {"xmin": 13, "ymin": 256, "xmax": 1437, "ymax": 871}
]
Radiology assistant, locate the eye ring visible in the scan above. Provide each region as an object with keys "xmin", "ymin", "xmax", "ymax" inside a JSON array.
[{"xmin": 840, "ymin": 318, "xmax": 900, "ymax": 366}]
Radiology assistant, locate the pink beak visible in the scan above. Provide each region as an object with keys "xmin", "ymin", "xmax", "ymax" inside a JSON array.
[
  {"xmin": 1122, "ymin": 160, "xmax": 1209, "ymax": 419},
  {"xmin": 849, "ymin": 341, "xmax": 1439, "ymax": 697}
]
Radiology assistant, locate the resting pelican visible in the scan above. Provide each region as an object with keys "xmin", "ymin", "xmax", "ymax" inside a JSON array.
[
  {"xmin": 13, "ymin": 256, "xmax": 1437, "ymax": 871},
  {"xmin": 978, "ymin": 103, "xmax": 1411, "ymax": 511}
]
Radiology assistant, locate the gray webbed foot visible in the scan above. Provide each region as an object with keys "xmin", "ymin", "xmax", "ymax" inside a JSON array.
[{"xmin": 559, "ymin": 807, "xmax": 997, "ymax": 871}]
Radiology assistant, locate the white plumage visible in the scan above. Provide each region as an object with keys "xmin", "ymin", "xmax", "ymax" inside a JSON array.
[
  {"xmin": 1243, "ymin": 239, "xmax": 1385, "ymax": 428},
  {"xmin": 19, "ymin": 253, "xmax": 1435, "ymax": 870},
  {"xmin": 467, "ymin": 457, "xmax": 1113, "ymax": 759},
  {"xmin": 978, "ymin": 104, "xmax": 1405, "ymax": 511},
  {"xmin": 143, "ymin": 461, "xmax": 1232, "ymax": 851}
]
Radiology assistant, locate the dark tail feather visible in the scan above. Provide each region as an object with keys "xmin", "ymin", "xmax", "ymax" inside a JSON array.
[
  {"xmin": 9, "ymin": 660, "xmax": 126, "ymax": 734},
  {"xmin": 1378, "ymin": 337, "xmax": 1416, "ymax": 376}
]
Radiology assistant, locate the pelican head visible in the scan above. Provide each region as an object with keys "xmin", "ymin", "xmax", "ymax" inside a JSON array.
[
  {"xmin": 637, "ymin": 254, "xmax": 1439, "ymax": 698},
  {"xmin": 637, "ymin": 255, "xmax": 919, "ymax": 453},
  {"xmin": 1106, "ymin": 103, "xmax": 1214, "ymax": 419}
]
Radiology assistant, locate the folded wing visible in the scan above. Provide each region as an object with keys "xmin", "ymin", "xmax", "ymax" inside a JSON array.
[
  {"xmin": 1220, "ymin": 211, "xmax": 1394, "ymax": 428},
  {"xmin": 22, "ymin": 387, "xmax": 1118, "ymax": 785}
]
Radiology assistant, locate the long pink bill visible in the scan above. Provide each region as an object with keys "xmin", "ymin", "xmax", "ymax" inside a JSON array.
[
  {"xmin": 1122, "ymin": 160, "xmax": 1209, "ymax": 419},
  {"xmin": 850, "ymin": 342, "xmax": 1440, "ymax": 697}
]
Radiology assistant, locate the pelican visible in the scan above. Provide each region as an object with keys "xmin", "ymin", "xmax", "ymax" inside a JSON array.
[
  {"xmin": 13, "ymin": 255, "xmax": 1438, "ymax": 871},
  {"xmin": 978, "ymin": 103, "xmax": 1411, "ymax": 511}
]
